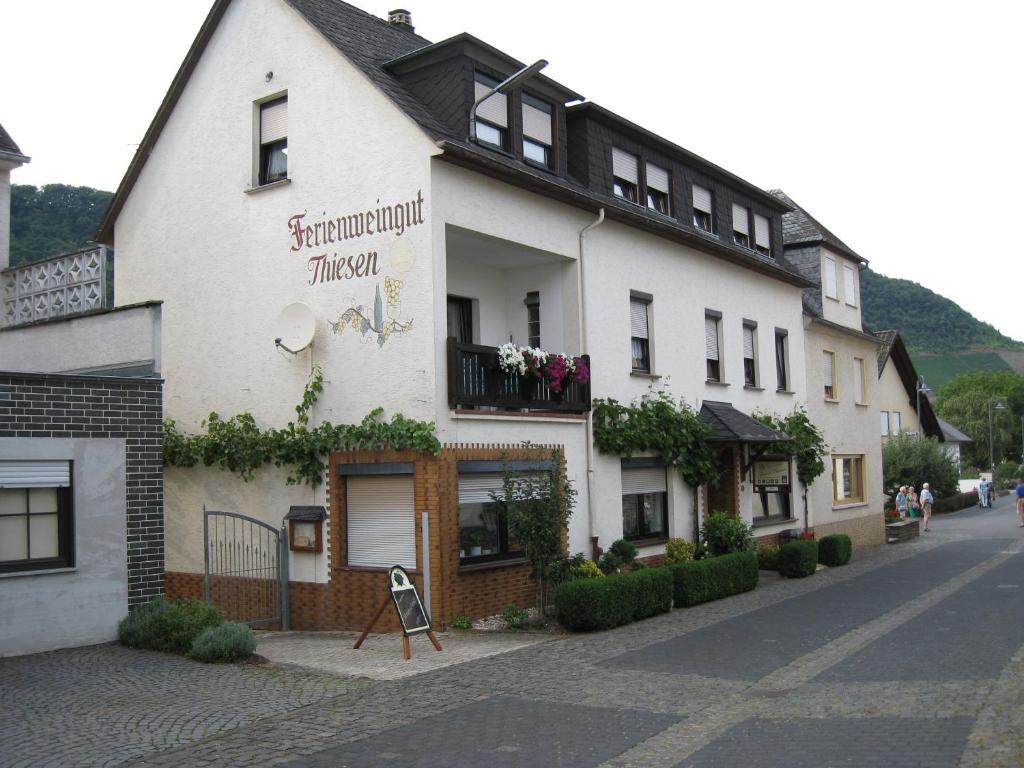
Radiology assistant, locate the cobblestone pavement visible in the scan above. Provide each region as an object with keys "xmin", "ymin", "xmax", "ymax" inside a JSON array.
[{"xmin": 3, "ymin": 497, "xmax": 1023, "ymax": 768}]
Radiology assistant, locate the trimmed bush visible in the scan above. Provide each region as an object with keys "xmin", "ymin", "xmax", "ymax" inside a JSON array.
[
  {"xmin": 779, "ymin": 540, "xmax": 819, "ymax": 578},
  {"xmin": 598, "ymin": 538, "xmax": 638, "ymax": 573},
  {"xmin": 664, "ymin": 537, "xmax": 695, "ymax": 565},
  {"xmin": 190, "ymin": 621, "xmax": 257, "ymax": 663},
  {"xmin": 117, "ymin": 597, "xmax": 170, "ymax": 649},
  {"xmin": 700, "ymin": 511, "xmax": 755, "ymax": 556},
  {"xmin": 757, "ymin": 545, "xmax": 781, "ymax": 571},
  {"xmin": 670, "ymin": 551, "xmax": 759, "ymax": 607},
  {"xmin": 118, "ymin": 597, "xmax": 223, "ymax": 655},
  {"xmin": 818, "ymin": 534, "xmax": 852, "ymax": 567},
  {"xmin": 933, "ymin": 490, "xmax": 980, "ymax": 514},
  {"xmin": 554, "ymin": 568, "xmax": 672, "ymax": 632}
]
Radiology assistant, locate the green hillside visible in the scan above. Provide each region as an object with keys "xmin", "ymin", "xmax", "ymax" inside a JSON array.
[
  {"xmin": 861, "ymin": 268, "xmax": 1022, "ymax": 354},
  {"xmin": 9, "ymin": 184, "xmax": 113, "ymax": 266},
  {"xmin": 912, "ymin": 352, "xmax": 1013, "ymax": 392}
]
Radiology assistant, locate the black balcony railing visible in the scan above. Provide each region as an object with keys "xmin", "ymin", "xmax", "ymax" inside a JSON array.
[{"xmin": 447, "ymin": 338, "xmax": 591, "ymax": 414}]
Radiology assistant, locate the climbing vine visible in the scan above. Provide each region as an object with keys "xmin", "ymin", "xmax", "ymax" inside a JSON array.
[{"xmin": 163, "ymin": 366, "xmax": 440, "ymax": 487}]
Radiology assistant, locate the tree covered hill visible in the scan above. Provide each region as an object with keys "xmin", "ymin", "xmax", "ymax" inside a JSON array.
[
  {"xmin": 861, "ymin": 268, "xmax": 1022, "ymax": 354},
  {"xmin": 9, "ymin": 184, "xmax": 113, "ymax": 266}
]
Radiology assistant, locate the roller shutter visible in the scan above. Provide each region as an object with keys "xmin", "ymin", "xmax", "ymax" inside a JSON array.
[{"xmin": 346, "ymin": 475, "xmax": 415, "ymax": 568}]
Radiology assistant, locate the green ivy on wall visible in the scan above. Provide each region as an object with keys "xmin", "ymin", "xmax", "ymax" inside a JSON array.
[{"xmin": 163, "ymin": 366, "xmax": 440, "ymax": 486}]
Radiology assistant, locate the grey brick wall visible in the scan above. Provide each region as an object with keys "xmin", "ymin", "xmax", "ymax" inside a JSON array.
[{"xmin": 0, "ymin": 371, "xmax": 164, "ymax": 607}]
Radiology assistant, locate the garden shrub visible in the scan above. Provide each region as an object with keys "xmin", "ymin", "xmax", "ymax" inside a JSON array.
[
  {"xmin": 933, "ymin": 490, "xmax": 980, "ymax": 514},
  {"xmin": 118, "ymin": 597, "xmax": 223, "ymax": 655},
  {"xmin": 117, "ymin": 597, "xmax": 170, "ymax": 649},
  {"xmin": 778, "ymin": 540, "xmax": 819, "ymax": 578},
  {"xmin": 502, "ymin": 603, "xmax": 530, "ymax": 629},
  {"xmin": 549, "ymin": 553, "xmax": 604, "ymax": 585},
  {"xmin": 189, "ymin": 621, "xmax": 257, "ymax": 663},
  {"xmin": 670, "ymin": 551, "xmax": 759, "ymax": 607},
  {"xmin": 450, "ymin": 614, "xmax": 473, "ymax": 630},
  {"xmin": 818, "ymin": 534, "xmax": 852, "ymax": 567},
  {"xmin": 554, "ymin": 568, "xmax": 672, "ymax": 632},
  {"xmin": 757, "ymin": 545, "xmax": 780, "ymax": 571},
  {"xmin": 598, "ymin": 538, "xmax": 638, "ymax": 573},
  {"xmin": 664, "ymin": 537, "xmax": 695, "ymax": 565},
  {"xmin": 624, "ymin": 567, "xmax": 673, "ymax": 620},
  {"xmin": 700, "ymin": 511, "xmax": 754, "ymax": 556}
]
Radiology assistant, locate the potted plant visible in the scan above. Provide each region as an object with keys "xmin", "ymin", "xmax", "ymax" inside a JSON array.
[{"xmin": 468, "ymin": 531, "xmax": 484, "ymax": 557}]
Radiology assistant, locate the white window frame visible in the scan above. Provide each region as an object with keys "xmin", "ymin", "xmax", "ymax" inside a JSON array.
[
  {"xmin": 823, "ymin": 349, "xmax": 837, "ymax": 400},
  {"xmin": 832, "ymin": 454, "xmax": 866, "ymax": 505},
  {"xmin": 824, "ymin": 256, "xmax": 838, "ymax": 300},
  {"xmin": 891, "ymin": 411, "xmax": 902, "ymax": 435},
  {"xmin": 880, "ymin": 411, "xmax": 890, "ymax": 436},
  {"xmin": 843, "ymin": 263, "xmax": 858, "ymax": 306},
  {"xmin": 853, "ymin": 356, "xmax": 866, "ymax": 404}
]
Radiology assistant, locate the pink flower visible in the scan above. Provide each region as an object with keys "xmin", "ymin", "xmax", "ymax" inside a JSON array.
[
  {"xmin": 573, "ymin": 357, "xmax": 590, "ymax": 385},
  {"xmin": 545, "ymin": 355, "xmax": 569, "ymax": 391}
]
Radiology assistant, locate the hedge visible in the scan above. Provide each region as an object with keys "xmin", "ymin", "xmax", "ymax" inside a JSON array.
[
  {"xmin": 554, "ymin": 567, "xmax": 672, "ymax": 632},
  {"xmin": 117, "ymin": 598, "xmax": 223, "ymax": 655},
  {"xmin": 779, "ymin": 540, "xmax": 818, "ymax": 578},
  {"xmin": 818, "ymin": 534, "xmax": 852, "ymax": 567},
  {"xmin": 669, "ymin": 551, "xmax": 759, "ymax": 607},
  {"xmin": 933, "ymin": 490, "xmax": 980, "ymax": 514}
]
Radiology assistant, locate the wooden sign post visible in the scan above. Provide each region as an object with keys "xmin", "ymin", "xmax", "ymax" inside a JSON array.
[{"xmin": 353, "ymin": 565, "xmax": 442, "ymax": 660}]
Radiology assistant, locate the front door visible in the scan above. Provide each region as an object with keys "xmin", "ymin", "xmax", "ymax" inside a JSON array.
[{"xmin": 707, "ymin": 447, "xmax": 738, "ymax": 516}]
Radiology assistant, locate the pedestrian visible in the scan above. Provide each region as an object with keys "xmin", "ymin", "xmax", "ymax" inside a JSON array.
[
  {"xmin": 895, "ymin": 486, "xmax": 909, "ymax": 519},
  {"xmin": 920, "ymin": 482, "xmax": 934, "ymax": 531},
  {"xmin": 1016, "ymin": 481, "xmax": 1024, "ymax": 528},
  {"xmin": 907, "ymin": 486, "xmax": 920, "ymax": 518},
  {"xmin": 978, "ymin": 477, "xmax": 989, "ymax": 508}
]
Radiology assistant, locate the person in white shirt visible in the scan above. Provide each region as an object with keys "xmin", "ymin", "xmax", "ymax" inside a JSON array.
[{"xmin": 920, "ymin": 482, "xmax": 934, "ymax": 531}]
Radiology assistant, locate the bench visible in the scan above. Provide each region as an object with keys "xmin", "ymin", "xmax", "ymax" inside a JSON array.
[{"xmin": 886, "ymin": 519, "xmax": 920, "ymax": 544}]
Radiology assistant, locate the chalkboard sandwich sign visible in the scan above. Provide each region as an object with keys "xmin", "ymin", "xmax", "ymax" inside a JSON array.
[{"xmin": 353, "ymin": 565, "xmax": 443, "ymax": 660}]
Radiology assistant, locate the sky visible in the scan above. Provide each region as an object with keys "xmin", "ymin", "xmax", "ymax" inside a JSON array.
[{"xmin": 3, "ymin": 0, "xmax": 1022, "ymax": 342}]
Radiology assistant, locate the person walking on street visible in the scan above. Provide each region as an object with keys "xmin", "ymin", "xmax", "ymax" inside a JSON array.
[
  {"xmin": 1016, "ymin": 482, "xmax": 1024, "ymax": 528},
  {"xmin": 896, "ymin": 486, "xmax": 909, "ymax": 519},
  {"xmin": 921, "ymin": 483, "xmax": 934, "ymax": 531},
  {"xmin": 978, "ymin": 478, "xmax": 989, "ymax": 508}
]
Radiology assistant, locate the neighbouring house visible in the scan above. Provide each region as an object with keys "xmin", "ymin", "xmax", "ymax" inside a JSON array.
[
  {"xmin": 936, "ymin": 416, "xmax": 971, "ymax": 467},
  {"xmin": 771, "ymin": 191, "xmax": 885, "ymax": 548},
  {"xmin": 874, "ymin": 329, "xmax": 943, "ymax": 442}
]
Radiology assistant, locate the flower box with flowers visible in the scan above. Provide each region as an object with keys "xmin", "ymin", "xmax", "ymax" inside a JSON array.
[{"xmin": 497, "ymin": 343, "xmax": 590, "ymax": 398}]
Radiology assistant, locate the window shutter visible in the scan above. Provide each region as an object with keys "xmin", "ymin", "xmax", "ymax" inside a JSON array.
[
  {"xmin": 612, "ymin": 148, "xmax": 638, "ymax": 183},
  {"xmin": 880, "ymin": 411, "xmax": 890, "ymax": 436},
  {"xmin": 823, "ymin": 352, "xmax": 834, "ymax": 387},
  {"xmin": 260, "ymin": 99, "xmax": 287, "ymax": 144},
  {"xmin": 621, "ymin": 467, "xmax": 666, "ymax": 495},
  {"xmin": 824, "ymin": 257, "xmax": 838, "ymax": 297},
  {"xmin": 743, "ymin": 325, "xmax": 755, "ymax": 359},
  {"xmin": 474, "ymin": 80, "xmax": 508, "ymax": 127},
  {"xmin": 705, "ymin": 316, "xmax": 720, "ymax": 361},
  {"xmin": 844, "ymin": 264, "xmax": 857, "ymax": 304},
  {"xmin": 692, "ymin": 185, "xmax": 712, "ymax": 213},
  {"xmin": 346, "ymin": 476, "xmax": 415, "ymax": 568},
  {"xmin": 0, "ymin": 461, "xmax": 70, "ymax": 488},
  {"xmin": 630, "ymin": 299, "xmax": 649, "ymax": 339},
  {"xmin": 646, "ymin": 163, "xmax": 669, "ymax": 193},
  {"xmin": 754, "ymin": 214, "xmax": 770, "ymax": 249},
  {"xmin": 854, "ymin": 358, "xmax": 865, "ymax": 402},
  {"xmin": 522, "ymin": 103, "xmax": 552, "ymax": 145},
  {"xmin": 732, "ymin": 204, "xmax": 749, "ymax": 234},
  {"xmin": 457, "ymin": 474, "xmax": 506, "ymax": 504}
]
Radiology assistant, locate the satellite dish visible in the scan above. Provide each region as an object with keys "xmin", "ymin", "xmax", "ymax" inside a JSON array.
[{"xmin": 274, "ymin": 302, "xmax": 316, "ymax": 354}]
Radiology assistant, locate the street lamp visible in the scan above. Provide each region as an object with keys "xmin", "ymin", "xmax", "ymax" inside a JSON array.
[
  {"xmin": 915, "ymin": 378, "xmax": 932, "ymax": 440},
  {"xmin": 988, "ymin": 397, "xmax": 1006, "ymax": 474},
  {"xmin": 469, "ymin": 59, "xmax": 548, "ymax": 143}
]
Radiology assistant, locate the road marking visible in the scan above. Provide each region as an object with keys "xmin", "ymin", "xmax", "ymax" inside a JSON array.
[{"xmin": 996, "ymin": 584, "xmax": 1019, "ymax": 589}]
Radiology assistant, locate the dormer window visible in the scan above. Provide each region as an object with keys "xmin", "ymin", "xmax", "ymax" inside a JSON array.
[
  {"xmin": 522, "ymin": 94, "xmax": 553, "ymax": 168},
  {"xmin": 646, "ymin": 162, "xmax": 670, "ymax": 216},
  {"xmin": 754, "ymin": 213, "xmax": 771, "ymax": 256},
  {"xmin": 612, "ymin": 148, "xmax": 639, "ymax": 203},
  {"xmin": 474, "ymin": 72, "xmax": 508, "ymax": 150},
  {"xmin": 732, "ymin": 203, "xmax": 750, "ymax": 247},
  {"xmin": 692, "ymin": 185, "xmax": 714, "ymax": 232}
]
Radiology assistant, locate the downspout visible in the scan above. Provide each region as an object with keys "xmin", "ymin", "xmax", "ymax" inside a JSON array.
[{"xmin": 578, "ymin": 208, "xmax": 605, "ymax": 559}]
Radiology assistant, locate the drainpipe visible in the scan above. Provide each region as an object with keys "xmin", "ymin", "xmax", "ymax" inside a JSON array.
[{"xmin": 578, "ymin": 208, "xmax": 604, "ymax": 559}]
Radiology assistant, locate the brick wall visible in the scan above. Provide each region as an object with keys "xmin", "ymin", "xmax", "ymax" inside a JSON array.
[{"xmin": 0, "ymin": 371, "xmax": 164, "ymax": 607}]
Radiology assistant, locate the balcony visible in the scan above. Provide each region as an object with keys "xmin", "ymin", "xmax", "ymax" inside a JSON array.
[
  {"xmin": 447, "ymin": 338, "xmax": 591, "ymax": 414},
  {"xmin": 2, "ymin": 245, "xmax": 113, "ymax": 328}
]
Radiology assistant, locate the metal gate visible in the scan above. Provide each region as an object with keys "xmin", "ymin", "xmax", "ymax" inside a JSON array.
[{"xmin": 203, "ymin": 509, "xmax": 289, "ymax": 629}]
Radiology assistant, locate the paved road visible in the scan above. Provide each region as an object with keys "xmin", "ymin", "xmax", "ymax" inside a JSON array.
[{"xmin": 2, "ymin": 496, "xmax": 1022, "ymax": 767}]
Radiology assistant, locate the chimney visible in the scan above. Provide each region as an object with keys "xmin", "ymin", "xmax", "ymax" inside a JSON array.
[{"xmin": 387, "ymin": 8, "xmax": 414, "ymax": 31}]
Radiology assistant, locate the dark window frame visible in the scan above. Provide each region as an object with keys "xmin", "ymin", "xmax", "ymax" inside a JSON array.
[
  {"xmin": 524, "ymin": 291, "xmax": 540, "ymax": 348},
  {"xmin": 521, "ymin": 92, "xmax": 554, "ymax": 170},
  {"xmin": 775, "ymin": 329, "xmax": 789, "ymax": 391},
  {"xmin": 753, "ymin": 454, "xmax": 793, "ymax": 522},
  {"xmin": 705, "ymin": 312, "xmax": 722, "ymax": 383},
  {"xmin": 447, "ymin": 295, "xmax": 474, "ymax": 344},
  {"xmin": 630, "ymin": 294, "xmax": 652, "ymax": 373},
  {"xmin": 258, "ymin": 96, "xmax": 288, "ymax": 186},
  {"xmin": 0, "ymin": 484, "xmax": 75, "ymax": 574},
  {"xmin": 621, "ymin": 491, "xmax": 669, "ymax": 542},
  {"xmin": 458, "ymin": 498, "xmax": 523, "ymax": 565},
  {"xmin": 473, "ymin": 72, "xmax": 509, "ymax": 152},
  {"xmin": 743, "ymin": 321, "xmax": 757, "ymax": 387}
]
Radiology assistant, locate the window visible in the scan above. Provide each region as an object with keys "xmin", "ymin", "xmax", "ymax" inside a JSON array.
[
  {"xmin": 824, "ymin": 256, "xmax": 838, "ymax": 299},
  {"xmin": 0, "ymin": 461, "xmax": 74, "ymax": 574},
  {"xmin": 853, "ymin": 356, "xmax": 866, "ymax": 403},
  {"xmin": 843, "ymin": 263, "xmax": 857, "ymax": 305},
  {"xmin": 474, "ymin": 72, "xmax": 508, "ymax": 150},
  {"xmin": 743, "ymin": 322, "xmax": 757, "ymax": 387},
  {"xmin": 646, "ymin": 162, "xmax": 670, "ymax": 215},
  {"xmin": 522, "ymin": 93, "xmax": 552, "ymax": 167},
  {"xmin": 258, "ymin": 96, "xmax": 288, "ymax": 185},
  {"xmin": 832, "ymin": 455, "xmax": 865, "ymax": 504},
  {"xmin": 612, "ymin": 148, "xmax": 639, "ymax": 203},
  {"xmin": 346, "ymin": 475, "xmax": 415, "ymax": 568},
  {"xmin": 630, "ymin": 295, "xmax": 651, "ymax": 372},
  {"xmin": 705, "ymin": 312, "xmax": 722, "ymax": 382},
  {"xmin": 692, "ymin": 184, "xmax": 714, "ymax": 232},
  {"xmin": 621, "ymin": 466, "xmax": 668, "ymax": 541},
  {"xmin": 891, "ymin": 411, "xmax": 902, "ymax": 435},
  {"xmin": 753, "ymin": 457, "xmax": 792, "ymax": 521},
  {"xmin": 524, "ymin": 291, "xmax": 540, "ymax": 348},
  {"xmin": 775, "ymin": 329, "xmax": 789, "ymax": 391},
  {"xmin": 447, "ymin": 295, "xmax": 473, "ymax": 343},
  {"xmin": 732, "ymin": 203, "xmax": 750, "ymax": 247},
  {"xmin": 823, "ymin": 350, "xmax": 837, "ymax": 399},
  {"xmin": 753, "ymin": 214, "xmax": 771, "ymax": 256},
  {"xmin": 458, "ymin": 474, "xmax": 529, "ymax": 563},
  {"xmin": 880, "ymin": 411, "xmax": 890, "ymax": 436}
]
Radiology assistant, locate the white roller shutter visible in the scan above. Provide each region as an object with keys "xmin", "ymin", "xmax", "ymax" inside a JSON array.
[
  {"xmin": 458, "ymin": 474, "xmax": 506, "ymax": 504},
  {"xmin": 612, "ymin": 148, "xmax": 638, "ymax": 183},
  {"xmin": 754, "ymin": 214, "xmax": 770, "ymax": 249},
  {"xmin": 854, "ymin": 357, "xmax": 865, "ymax": 403},
  {"xmin": 743, "ymin": 325, "xmax": 755, "ymax": 359},
  {"xmin": 880, "ymin": 411, "xmax": 890, "ymax": 436},
  {"xmin": 732, "ymin": 204, "xmax": 749, "ymax": 234},
  {"xmin": 522, "ymin": 103, "xmax": 552, "ymax": 145},
  {"xmin": 260, "ymin": 99, "xmax": 287, "ymax": 144},
  {"xmin": 646, "ymin": 163, "xmax": 669, "ymax": 193},
  {"xmin": 844, "ymin": 264, "xmax": 857, "ymax": 304},
  {"xmin": 474, "ymin": 80, "xmax": 508, "ymax": 127},
  {"xmin": 823, "ymin": 351, "xmax": 835, "ymax": 388},
  {"xmin": 705, "ymin": 316, "xmax": 720, "ymax": 361},
  {"xmin": 693, "ymin": 185, "xmax": 712, "ymax": 213},
  {"xmin": 346, "ymin": 476, "xmax": 415, "ymax": 568},
  {"xmin": 891, "ymin": 411, "xmax": 902, "ymax": 434},
  {"xmin": 621, "ymin": 467, "xmax": 667, "ymax": 495},
  {"xmin": 0, "ymin": 461, "xmax": 70, "ymax": 488},
  {"xmin": 824, "ymin": 257, "xmax": 838, "ymax": 298},
  {"xmin": 630, "ymin": 299, "xmax": 649, "ymax": 339}
]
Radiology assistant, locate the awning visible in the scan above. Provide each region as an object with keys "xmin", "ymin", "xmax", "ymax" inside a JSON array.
[
  {"xmin": 699, "ymin": 401, "xmax": 792, "ymax": 444},
  {"xmin": 284, "ymin": 505, "xmax": 327, "ymax": 522}
]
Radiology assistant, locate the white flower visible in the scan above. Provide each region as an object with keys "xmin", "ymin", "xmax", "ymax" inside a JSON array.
[{"xmin": 497, "ymin": 342, "xmax": 527, "ymax": 375}]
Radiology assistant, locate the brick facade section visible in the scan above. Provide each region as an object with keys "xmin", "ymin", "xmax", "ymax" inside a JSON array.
[{"xmin": 0, "ymin": 371, "xmax": 164, "ymax": 607}]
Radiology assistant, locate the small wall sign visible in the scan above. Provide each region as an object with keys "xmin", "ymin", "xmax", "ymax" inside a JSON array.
[{"xmin": 753, "ymin": 459, "xmax": 790, "ymax": 488}]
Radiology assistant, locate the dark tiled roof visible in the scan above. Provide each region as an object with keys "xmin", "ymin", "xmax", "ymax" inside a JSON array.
[
  {"xmin": 936, "ymin": 417, "xmax": 972, "ymax": 444},
  {"xmin": 875, "ymin": 329, "xmax": 898, "ymax": 375},
  {"xmin": 769, "ymin": 189, "xmax": 864, "ymax": 264},
  {"xmin": 0, "ymin": 121, "xmax": 28, "ymax": 159},
  {"xmin": 873, "ymin": 329, "xmax": 943, "ymax": 440},
  {"xmin": 699, "ymin": 401, "xmax": 791, "ymax": 443}
]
